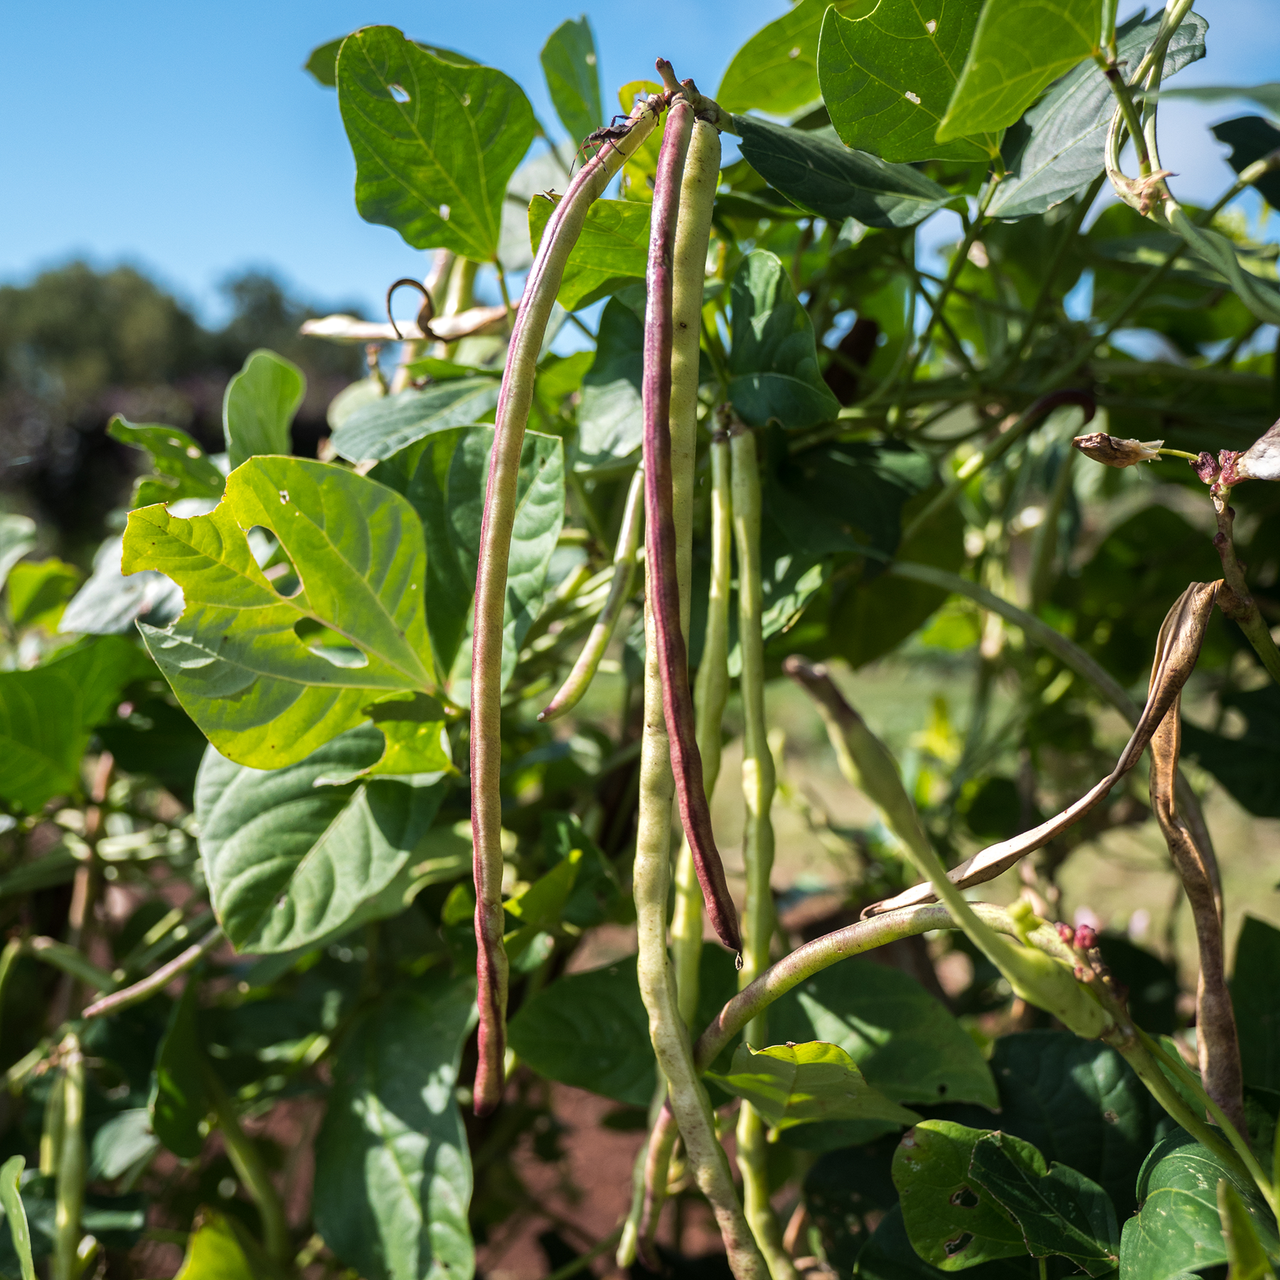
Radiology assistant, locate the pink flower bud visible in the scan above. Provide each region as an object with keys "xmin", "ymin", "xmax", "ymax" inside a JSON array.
[{"xmin": 1074, "ymin": 924, "xmax": 1097, "ymax": 951}]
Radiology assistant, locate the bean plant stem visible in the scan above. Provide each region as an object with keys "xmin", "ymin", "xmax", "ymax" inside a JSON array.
[
  {"xmin": 730, "ymin": 424, "xmax": 795, "ymax": 1280},
  {"xmin": 469, "ymin": 94, "xmax": 661, "ymax": 1114},
  {"xmin": 1213, "ymin": 497, "xmax": 1280, "ymax": 686},
  {"xmin": 632, "ymin": 90, "xmax": 766, "ymax": 1280},
  {"xmin": 82, "ymin": 928, "xmax": 223, "ymax": 1019},
  {"xmin": 540, "ymin": 467, "xmax": 644, "ymax": 722},
  {"xmin": 52, "ymin": 1036, "xmax": 84, "ymax": 1280}
]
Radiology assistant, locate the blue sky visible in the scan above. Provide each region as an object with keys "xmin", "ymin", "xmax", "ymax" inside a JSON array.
[{"xmin": 2, "ymin": 0, "xmax": 1276, "ymax": 323}]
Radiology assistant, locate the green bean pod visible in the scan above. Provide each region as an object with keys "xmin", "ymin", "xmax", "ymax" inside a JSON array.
[{"xmin": 470, "ymin": 95, "xmax": 662, "ymax": 1115}]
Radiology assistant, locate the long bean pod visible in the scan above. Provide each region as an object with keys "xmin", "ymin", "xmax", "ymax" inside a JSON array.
[
  {"xmin": 730, "ymin": 423, "xmax": 796, "ymax": 1280},
  {"xmin": 633, "ymin": 92, "xmax": 766, "ymax": 1280},
  {"xmin": 470, "ymin": 95, "xmax": 662, "ymax": 1115},
  {"xmin": 540, "ymin": 467, "xmax": 644, "ymax": 721},
  {"xmin": 642, "ymin": 104, "xmax": 739, "ymax": 954}
]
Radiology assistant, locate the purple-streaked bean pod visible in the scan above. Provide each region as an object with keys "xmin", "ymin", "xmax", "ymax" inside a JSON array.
[{"xmin": 470, "ymin": 94, "xmax": 663, "ymax": 1116}]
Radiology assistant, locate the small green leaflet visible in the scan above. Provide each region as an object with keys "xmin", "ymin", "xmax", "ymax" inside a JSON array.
[
  {"xmin": 734, "ymin": 116, "xmax": 952, "ymax": 228},
  {"xmin": 222, "ymin": 349, "xmax": 305, "ymax": 469},
  {"xmin": 938, "ymin": 0, "xmax": 1102, "ymax": 142},
  {"xmin": 817, "ymin": 0, "xmax": 998, "ymax": 163},
  {"xmin": 706, "ymin": 1042, "xmax": 921, "ymax": 1133},
  {"xmin": 123, "ymin": 456, "xmax": 435, "ymax": 770},
  {"xmin": 108, "ymin": 416, "xmax": 226, "ymax": 508},
  {"xmin": 529, "ymin": 195, "xmax": 651, "ymax": 310},
  {"xmin": 540, "ymin": 17, "xmax": 602, "ymax": 144},
  {"xmin": 716, "ymin": 0, "xmax": 878, "ymax": 118},
  {"xmin": 338, "ymin": 26, "xmax": 537, "ymax": 260}
]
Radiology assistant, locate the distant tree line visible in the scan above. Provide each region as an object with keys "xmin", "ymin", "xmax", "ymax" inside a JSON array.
[{"xmin": 0, "ymin": 262, "xmax": 364, "ymax": 553}]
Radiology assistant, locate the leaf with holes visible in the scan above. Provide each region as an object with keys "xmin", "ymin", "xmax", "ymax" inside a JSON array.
[
  {"xmin": 969, "ymin": 1132, "xmax": 1120, "ymax": 1275},
  {"xmin": 893, "ymin": 1121, "xmax": 1030, "ymax": 1270},
  {"xmin": 989, "ymin": 11, "xmax": 1207, "ymax": 218},
  {"xmin": 707, "ymin": 1042, "xmax": 920, "ymax": 1133},
  {"xmin": 328, "ymin": 380, "xmax": 502, "ymax": 465},
  {"xmin": 541, "ymin": 16, "xmax": 601, "ymax": 145},
  {"xmin": 195, "ymin": 728, "xmax": 446, "ymax": 953},
  {"xmin": 817, "ymin": 0, "xmax": 998, "ymax": 163},
  {"xmin": 314, "ymin": 974, "xmax": 476, "ymax": 1280},
  {"xmin": 223, "ymin": 350, "xmax": 305, "ymax": 470},
  {"xmin": 108, "ymin": 416, "xmax": 226, "ymax": 508},
  {"xmin": 122, "ymin": 456, "xmax": 435, "ymax": 770},
  {"xmin": 728, "ymin": 250, "xmax": 840, "ymax": 430},
  {"xmin": 716, "ymin": 0, "xmax": 879, "ymax": 117},
  {"xmin": 937, "ymin": 0, "xmax": 1101, "ymax": 143},
  {"xmin": 528, "ymin": 195, "xmax": 650, "ymax": 311},
  {"xmin": 735, "ymin": 116, "xmax": 952, "ymax": 228},
  {"xmin": 338, "ymin": 26, "xmax": 537, "ymax": 260}
]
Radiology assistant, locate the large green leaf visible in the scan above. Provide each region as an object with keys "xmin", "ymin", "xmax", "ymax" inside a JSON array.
[
  {"xmin": 937, "ymin": 0, "xmax": 1101, "ymax": 143},
  {"xmin": 123, "ymin": 457, "xmax": 435, "ymax": 769},
  {"xmin": 314, "ymin": 974, "xmax": 476, "ymax": 1280},
  {"xmin": 716, "ymin": 0, "xmax": 878, "ymax": 117},
  {"xmin": 576, "ymin": 297, "xmax": 644, "ymax": 472},
  {"xmin": 988, "ymin": 11, "xmax": 1207, "ymax": 218},
  {"xmin": 707, "ymin": 1042, "xmax": 920, "ymax": 1133},
  {"xmin": 984, "ymin": 1032, "xmax": 1163, "ymax": 1216},
  {"xmin": 222, "ymin": 350, "xmax": 304, "ymax": 470},
  {"xmin": 0, "ymin": 516, "xmax": 36, "ymax": 595},
  {"xmin": 0, "ymin": 637, "xmax": 150, "ymax": 813},
  {"xmin": 1183, "ymin": 684, "xmax": 1280, "ymax": 817},
  {"xmin": 817, "ymin": 0, "xmax": 997, "ymax": 163},
  {"xmin": 540, "ymin": 17, "xmax": 601, "ymax": 144},
  {"xmin": 728, "ymin": 250, "xmax": 840, "ymax": 430},
  {"xmin": 107, "ymin": 416, "xmax": 226, "ymax": 508},
  {"xmin": 734, "ymin": 116, "xmax": 952, "ymax": 228},
  {"xmin": 1214, "ymin": 117, "xmax": 1280, "ymax": 209},
  {"xmin": 893, "ymin": 1121, "xmax": 1030, "ymax": 1269},
  {"xmin": 1232, "ymin": 916, "xmax": 1280, "ymax": 1091},
  {"xmin": 148, "ymin": 983, "xmax": 207, "ymax": 1159},
  {"xmin": 330, "ymin": 380, "xmax": 501, "ymax": 466},
  {"xmin": 770, "ymin": 955, "xmax": 998, "ymax": 1112},
  {"xmin": 305, "ymin": 34, "xmax": 477, "ymax": 88},
  {"xmin": 338, "ymin": 26, "xmax": 537, "ymax": 260},
  {"xmin": 1119, "ymin": 1131, "xmax": 1279, "ymax": 1280},
  {"xmin": 528, "ymin": 196, "xmax": 650, "ymax": 310},
  {"xmin": 968, "ymin": 1131, "xmax": 1120, "ymax": 1276},
  {"xmin": 195, "ymin": 730, "xmax": 446, "ymax": 954}
]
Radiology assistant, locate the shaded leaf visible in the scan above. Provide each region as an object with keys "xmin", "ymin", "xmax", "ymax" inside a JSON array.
[
  {"xmin": 60, "ymin": 537, "xmax": 184, "ymax": 637},
  {"xmin": 576, "ymin": 298, "xmax": 644, "ymax": 471},
  {"xmin": 329, "ymin": 380, "xmax": 501, "ymax": 465},
  {"xmin": 0, "ymin": 516, "xmax": 35, "ymax": 595},
  {"xmin": 817, "ymin": 0, "xmax": 996, "ymax": 163},
  {"xmin": 0, "ymin": 637, "xmax": 151, "ymax": 813},
  {"xmin": 108, "ymin": 416, "xmax": 226, "ymax": 508},
  {"xmin": 314, "ymin": 974, "xmax": 476, "ymax": 1280},
  {"xmin": 194, "ymin": 730, "xmax": 446, "ymax": 954},
  {"xmin": 893, "ymin": 1120, "xmax": 1029, "ymax": 1269},
  {"xmin": 1183, "ymin": 684, "xmax": 1280, "ymax": 817},
  {"xmin": 858, "ymin": 1203, "xmax": 1037, "ymax": 1280},
  {"xmin": 338, "ymin": 26, "xmax": 536, "ymax": 260},
  {"xmin": 734, "ymin": 116, "xmax": 952, "ymax": 228},
  {"xmin": 87, "ymin": 1110, "xmax": 159, "ymax": 1182},
  {"xmin": 1232, "ymin": 915, "xmax": 1280, "ymax": 1092},
  {"xmin": 968, "ymin": 1131, "xmax": 1120, "ymax": 1275},
  {"xmin": 716, "ymin": 0, "xmax": 878, "ymax": 117},
  {"xmin": 728, "ymin": 250, "xmax": 840, "ymax": 429},
  {"xmin": 1213, "ymin": 116, "xmax": 1280, "ymax": 209},
  {"xmin": 989, "ymin": 11, "xmax": 1207, "ymax": 218},
  {"xmin": 529, "ymin": 196, "xmax": 650, "ymax": 311},
  {"xmin": 1169, "ymin": 205, "xmax": 1280, "ymax": 327},
  {"xmin": 1219, "ymin": 1179, "xmax": 1275, "ymax": 1280},
  {"xmin": 5, "ymin": 560, "xmax": 80, "ymax": 633},
  {"xmin": 938, "ymin": 0, "xmax": 1100, "ymax": 143},
  {"xmin": 1119, "ymin": 1130, "xmax": 1279, "ymax": 1280},
  {"xmin": 96, "ymin": 695, "xmax": 207, "ymax": 805},
  {"xmin": 123, "ymin": 457, "xmax": 435, "ymax": 769},
  {"xmin": 222, "ymin": 349, "xmax": 305, "ymax": 470},
  {"xmin": 706, "ymin": 1041, "xmax": 920, "ymax": 1133},
  {"xmin": 540, "ymin": 17, "xmax": 601, "ymax": 145},
  {"xmin": 149, "ymin": 983, "xmax": 207, "ymax": 1159},
  {"xmin": 1154, "ymin": 82, "xmax": 1280, "ymax": 114}
]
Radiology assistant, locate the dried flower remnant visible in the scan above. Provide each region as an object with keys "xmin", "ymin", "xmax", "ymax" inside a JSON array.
[
  {"xmin": 1234, "ymin": 419, "xmax": 1280, "ymax": 484},
  {"xmin": 1073, "ymin": 432, "xmax": 1163, "ymax": 467}
]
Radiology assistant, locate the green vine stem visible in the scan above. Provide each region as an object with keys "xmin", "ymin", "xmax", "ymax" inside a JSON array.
[
  {"xmin": 671, "ymin": 433, "xmax": 733, "ymax": 1026},
  {"xmin": 641, "ymin": 97, "xmax": 739, "ymax": 954},
  {"xmin": 632, "ymin": 89, "xmax": 766, "ymax": 1280},
  {"xmin": 52, "ymin": 1036, "xmax": 84, "ymax": 1280},
  {"xmin": 204, "ymin": 1062, "xmax": 292, "ymax": 1265},
  {"xmin": 539, "ymin": 466, "xmax": 644, "ymax": 722},
  {"xmin": 81, "ymin": 928, "xmax": 223, "ymax": 1020},
  {"xmin": 469, "ymin": 94, "xmax": 662, "ymax": 1115},
  {"xmin": 730, "ymin": 421, "xmax": 797, "ymax": 1279}
]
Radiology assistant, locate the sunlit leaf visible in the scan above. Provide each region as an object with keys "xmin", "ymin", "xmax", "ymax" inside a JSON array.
[
  {"xmin": 338, "ymin": 26, "xmax": 537, "ymax": 260},
  {"xmin": 0, "ymin": 1156, "xmax": 35, "ymax": 1280},
  {"xmin": 0, "ymin": 515, "xmax": 36, "ymax": 595},
  {"xmin": 329, "ymin": 380, "xmax": 502, "ymax": 465},
  {"xmin": 541, "ymin": 17, "xmax": 601, "ymax": 144},
  {"xmin": 528, "ymin": 195, "xmax": 650, "ymax": 310},
  {"xmin": 5, "ymin": 559, "xmax": 80, "ymax": 632},
  {"xmin": 222, "ymin": 349, "xmax": 305, "ymax": 470},
  {"xmin": 108, "ymin": 416, "xmax": 226, "ymax": 508},
  {"xmin": 172, "ymin": 1209, "xmax": 256, "ymax": 1280}
]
